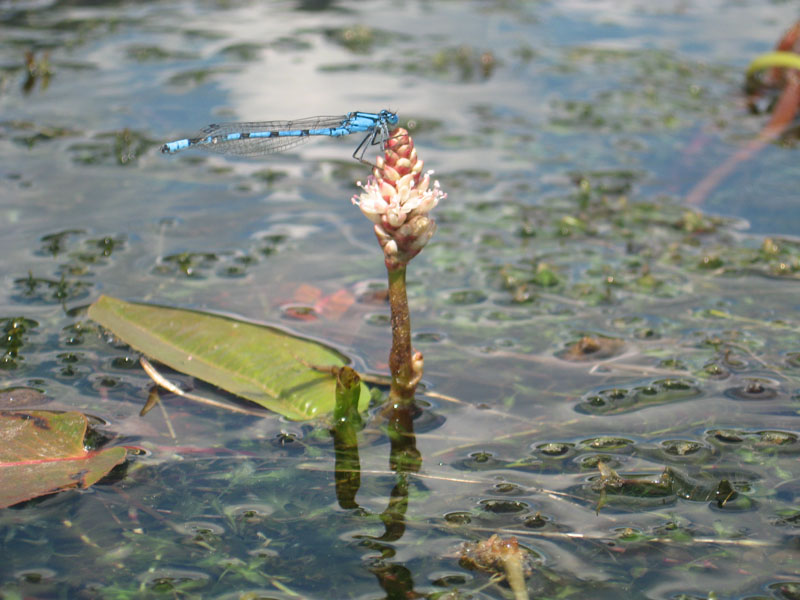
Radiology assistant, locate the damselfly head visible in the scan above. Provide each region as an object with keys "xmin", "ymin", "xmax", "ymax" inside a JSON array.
[{"xmin": 381, "ymin": 110, "xmax": 399, "ymax": 126}]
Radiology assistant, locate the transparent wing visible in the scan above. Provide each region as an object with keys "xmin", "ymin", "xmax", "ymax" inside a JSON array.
[
  {"xmin": 193, "ymin": 130, "xmax": 314, "ymax": 156},
  {"xmin": 185, "ymin": 114, "xmax": 349, "ymax": 157}
]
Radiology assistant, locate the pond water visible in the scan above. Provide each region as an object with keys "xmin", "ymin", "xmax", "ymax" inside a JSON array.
[{"xmin": 2, "ymin": 1, "xmax": 800, "ymax": 598}]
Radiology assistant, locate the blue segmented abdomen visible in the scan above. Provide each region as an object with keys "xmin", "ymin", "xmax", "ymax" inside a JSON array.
[{"xmin": 160, "ymin": 110, "xmax": 398, "ymax": 158}]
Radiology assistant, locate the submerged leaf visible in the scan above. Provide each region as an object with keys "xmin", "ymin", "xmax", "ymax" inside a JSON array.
[
  {"xmin": 0, "ymin": 411, "xmax": 127, "ymax": 508},
  {"xmin": 88, "ymin": 295, "xmax": 370, "ymax": 420}
]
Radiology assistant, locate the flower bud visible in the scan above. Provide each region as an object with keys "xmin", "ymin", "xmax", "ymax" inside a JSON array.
[{"xmin": 352, "ymin": 128, "xmax": 446, "ymax": 266}]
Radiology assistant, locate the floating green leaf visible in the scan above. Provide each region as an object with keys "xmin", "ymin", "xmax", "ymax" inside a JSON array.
[
  {"xmin": 87, "ymin": 295, "xmax": 370, "ymax": 420},
  {"xmin": 0, "ymin": 410, "xmax": 127, "ymax": 508}
]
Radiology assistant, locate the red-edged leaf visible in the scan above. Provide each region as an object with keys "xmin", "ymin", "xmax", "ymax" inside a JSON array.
[{"xmin": 0, "ymin": 411, "xmax": 127, "ymax": 508}]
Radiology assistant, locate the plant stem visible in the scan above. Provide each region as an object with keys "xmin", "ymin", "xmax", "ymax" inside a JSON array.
[
  {"xmin": 387, "ymin": 263, "xmax": 418, "ymax": 404},
  {"xmin": 502, "ymin": 553, "xmax": 530, "ymax": 600}
]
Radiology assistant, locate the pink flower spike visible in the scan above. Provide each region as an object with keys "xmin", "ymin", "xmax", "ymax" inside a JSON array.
[
  {"xmin": 353, "ymin": 127, "xmax": 445, "ymax": 267},
  {"xmin": 382, "ymin": 165, "xmax": 401, "ymax": 182}
]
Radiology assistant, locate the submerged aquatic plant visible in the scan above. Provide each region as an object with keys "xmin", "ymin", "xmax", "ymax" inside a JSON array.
[
  {"xmin": 460, "ymin": 534, "xmax": 531, "ymax": 600},
  {"xmin": 353, "ymin": 128, "xmax": 445, "ymax": 403}
]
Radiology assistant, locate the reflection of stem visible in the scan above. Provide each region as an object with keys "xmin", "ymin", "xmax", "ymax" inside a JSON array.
[
  {"xmin": 378, "ymin": 474, "xmax": 409, "ymax": 542},
  {"xmin": 369, "ymin": 402, "xmax": 421, "ymax": 596},
  {"xmin": 369, "ymin": 562, "xmax": 415, "ymax": 599},
  {"xmin": 386, "ymin": 402, "xmax": 421, "ymax": 474},
  {"xmin": 332, "ymin": 367, "xmax": 363, "ymax": 510},
  {"xmin": 377, "ymin": 403, "xmax": 421, "ymax": 542},
  {"xmin": 332, "ymin": 431, "xmax": 361, "ymax": 509}
]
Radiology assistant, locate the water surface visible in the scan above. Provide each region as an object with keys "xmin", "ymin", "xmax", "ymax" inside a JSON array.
[{"xmin": 1, "ymin": 1, "xmax": 799, "ymax": 598}]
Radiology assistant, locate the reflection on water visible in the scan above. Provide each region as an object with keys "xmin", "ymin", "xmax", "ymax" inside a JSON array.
[{"xmin": 1, "ymin": 0, "xmax": 800, "ymax": 598}]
